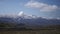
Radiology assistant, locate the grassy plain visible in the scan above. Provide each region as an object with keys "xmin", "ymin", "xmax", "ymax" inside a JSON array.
[{"xmin": 0, "ymin": 29, "xmax": 60, "ymax": 34}]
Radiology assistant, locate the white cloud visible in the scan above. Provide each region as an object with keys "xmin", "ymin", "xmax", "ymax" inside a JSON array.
[{"xmin": 25, "ymin": 1, "xmax": 59, "ymax": 12}]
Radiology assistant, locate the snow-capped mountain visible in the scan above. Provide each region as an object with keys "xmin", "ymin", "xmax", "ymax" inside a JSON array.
[
  {"xmin": 17, "ymin": 11, "xmax": 38, "ymax": 19},
  {"xmin": 0, "ymin": 11, "xmax": 60, "ymax": 26}
]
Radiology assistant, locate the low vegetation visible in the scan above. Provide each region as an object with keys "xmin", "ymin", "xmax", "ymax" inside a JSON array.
[{"xmin": 0, "ymin": 22, "xmax": 60, "ymax": 34}]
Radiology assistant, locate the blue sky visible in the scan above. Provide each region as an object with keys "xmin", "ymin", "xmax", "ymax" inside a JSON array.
[{"xmin": 0, "ymin": 0, "xmax": 60, "ymax": 18}]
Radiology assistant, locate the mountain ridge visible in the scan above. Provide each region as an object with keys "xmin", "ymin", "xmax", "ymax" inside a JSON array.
[{"xmin": 0, "ymin": 12, "xmax": 60, "ymax": 26}]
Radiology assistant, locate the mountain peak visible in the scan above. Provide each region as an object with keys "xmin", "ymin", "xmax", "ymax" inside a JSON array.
[{"xmin": 18, "ymin": 11, "xmax": 24, "ymax": 16}]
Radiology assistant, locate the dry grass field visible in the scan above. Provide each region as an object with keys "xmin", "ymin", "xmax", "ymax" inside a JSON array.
[{"xmin": 0, "ymin": 29, "xmax": 60, "ymax": 34}]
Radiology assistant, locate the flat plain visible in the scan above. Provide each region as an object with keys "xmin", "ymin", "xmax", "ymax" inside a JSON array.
[{"xmin": 0, "ymin": 29, "xmax": 60, "ymax": 34}]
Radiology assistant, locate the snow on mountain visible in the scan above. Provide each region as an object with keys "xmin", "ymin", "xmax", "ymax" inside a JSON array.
[
  {"xmin": 18, "ymin": 11, "xmax": 24, "ymax": 17},
  {"xmin": 17, "ymin": 11, "xmax": 38, "ymax": 19},
  {"xmin": 0, "ymin": 11, "xmax": 60, "ymax": 26}
]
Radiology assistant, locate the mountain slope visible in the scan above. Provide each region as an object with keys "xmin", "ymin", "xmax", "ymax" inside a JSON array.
[{"xmin": 0, "ymin": 12, "xmax": 60, "ymax": 26}]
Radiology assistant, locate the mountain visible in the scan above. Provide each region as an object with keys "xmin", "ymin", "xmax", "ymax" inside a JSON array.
[
  {"xmin": 17, "ymin": 11, "xmax": 38, "ymax": 19},
  {"xmin": 0, "ymin": 12, "xmax": 60, "ymax": 27}
]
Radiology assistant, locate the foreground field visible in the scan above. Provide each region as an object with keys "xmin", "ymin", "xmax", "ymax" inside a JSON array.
[{"xmin": 0, "ymin": 29, "xmax": 60, "ymax": 34}]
